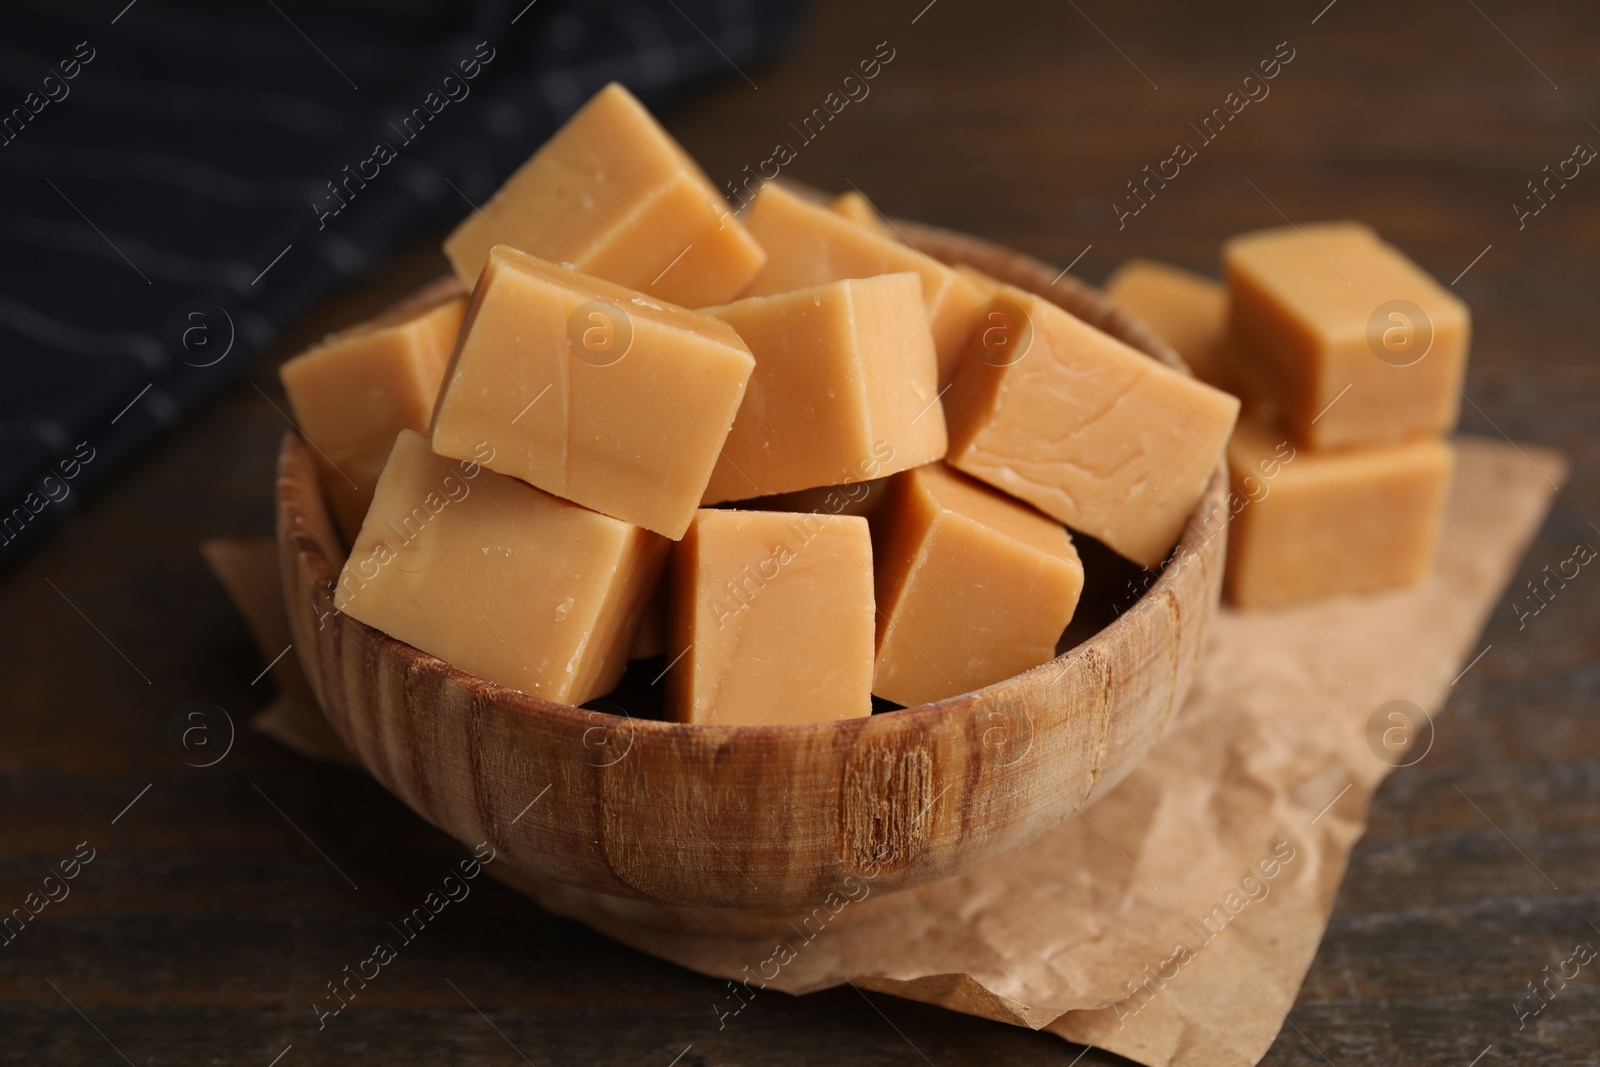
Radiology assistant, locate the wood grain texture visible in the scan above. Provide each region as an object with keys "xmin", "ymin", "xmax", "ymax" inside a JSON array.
[
  {"xmin": 276, "ymin": 226, "xmax": 1228, "ymax": 911},
  {"xmin": 2, "ymin": 1, "xmax": 1596, "ymax": 1063}
]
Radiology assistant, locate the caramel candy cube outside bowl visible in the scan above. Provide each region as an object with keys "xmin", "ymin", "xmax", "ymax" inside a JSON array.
[
  {"xmin": 275, "ymin": 222, "xmax": 1227, "ymax": 913},
  {"xmin": 1223, "ymin": 221, "xmax": 1470, "ymax": 449},
  {"xmin": 872, "ymin": 464, "xmax": 1084, "ymax": 707},
  {"xmin": 430, "ymin": 247, "xmax": 755, "ymax": 540},
  {"xmin": 279, "ymin": 285, "xmax": 465, "ymax": 542},
  {"xmin": 442, "ymin": 82, "xmax": 764, "ymax": 308},
  {"xmin": 1225, "ymin": 419, "xmax": 1454, "ymax": 607},
  {"xmin": 668, "ymin": 509, "xmax": 875, "ymax": 726}
]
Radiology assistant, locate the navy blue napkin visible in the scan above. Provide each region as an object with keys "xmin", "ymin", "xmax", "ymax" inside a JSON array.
[{"xmin": 0, "ymin": 0, "xmax": 804, "ymax": 569}]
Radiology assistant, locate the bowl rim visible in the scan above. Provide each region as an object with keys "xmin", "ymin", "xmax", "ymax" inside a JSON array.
[{"xmin": 279, "ymin": 223, "xmax": 1221, "ymax": 746}]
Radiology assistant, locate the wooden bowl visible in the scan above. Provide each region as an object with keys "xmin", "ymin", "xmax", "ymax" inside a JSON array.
[{"xmin": 275, "ymin": 223, "xmax": 1228, "ymax": 911}]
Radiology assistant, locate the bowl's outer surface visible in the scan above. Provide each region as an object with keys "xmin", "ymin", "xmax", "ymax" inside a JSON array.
[{"xmin": 276, "ymin": 223, "xmax": 1229, "ymax": 910}]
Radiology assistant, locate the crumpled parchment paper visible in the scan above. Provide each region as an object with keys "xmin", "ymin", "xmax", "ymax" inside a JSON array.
[{"xmin": 207, "ymin": 435, "xmax": 1563, "ymax": 1066}]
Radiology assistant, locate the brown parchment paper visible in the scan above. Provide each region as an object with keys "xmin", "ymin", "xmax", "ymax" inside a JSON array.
[{"xmin": 208, "ymin": 436, "xmax": 1564, "ymax": 1066}]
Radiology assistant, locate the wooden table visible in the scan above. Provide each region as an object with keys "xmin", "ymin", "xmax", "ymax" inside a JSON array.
[{"xmin": 3, "ymin": 1, "xmax": 1596, "ymax": 1063}]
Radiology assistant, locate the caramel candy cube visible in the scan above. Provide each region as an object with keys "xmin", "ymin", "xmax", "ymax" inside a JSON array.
[
  {"xmin": 668, "ymin": 509, "xmax": 875, "ymax": 725},
  {"xmin": 430, "ymin": 248, "xmax": 755, "ymax": 540},
  {"xmin": 1103, "ymin": 259, "xmax": 1234, "ymax": 390},
  {"xmin": 335, "ymin": 431, "xmax": 666, "ymax": 703},
  {"xmin": 743, "ymin": 477, "xmax": 892, "ymax": 520},
  {"xmin": 932, "ymin": 267, "xmax": 993, "ymax": 386},
  {"xmin": 627, "ymin": 574, "xmax": 667, "ymax": 660},
  {"xmin": 944, "ymin": 282, "xmax": 1239, "ymax": 569},
  {"xmin": 740, "ymin": 182, "xmax": 982, "ymax": 386},
  {"xmin": 280, "ymin": 293, "xmax": 466, "ymax": 542},
  {"xmin": 872, "ymin": 464, "xmax": 1083, "ymax": 707},
  {"xmin": 699, "ymin": 273, "xmax": 946, "ymax": 503},
  {"xmin": 1225, "ymin": 419, "xmax": 1453, "ymax": 607},
  {"xmin": 442, "ymin": 83, "xmax": 764, "ymax": 308},
  {"xmin": 1224, "ymin": 222, "xmax": 1470, "ymax": 449},
  {"xmin": 954, "ymin": 263, "xmax": 1002, "ymax": 296},
  {"xmin": 828, "ymin": 190, "xmax": 891, "ymax": 234}
]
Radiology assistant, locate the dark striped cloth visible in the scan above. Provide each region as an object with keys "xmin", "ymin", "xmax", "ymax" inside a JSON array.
[{"xmin": 0, "ymin": 0, "xmax": 804, "ymax": 570}]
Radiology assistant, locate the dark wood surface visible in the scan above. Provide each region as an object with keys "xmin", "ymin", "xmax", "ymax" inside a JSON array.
[{"xmin": 3, "ymin": 1, "xmax": 1597, "ymax": 1063}]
